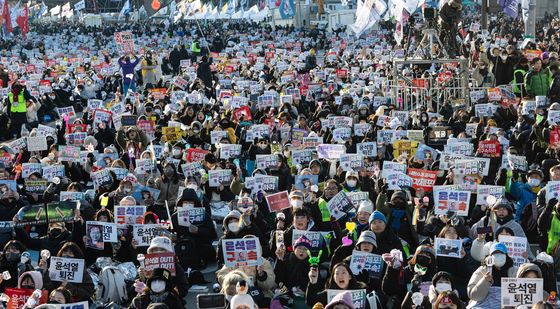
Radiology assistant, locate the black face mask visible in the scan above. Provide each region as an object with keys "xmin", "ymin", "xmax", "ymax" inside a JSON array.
[
  {"xmin": 416, "ymin": 255, "xmax": 431, "ymax": 268},
  {"xmin": 21, "ymin": 285, "xmax": 34, "ymax": 290},
  {"xmin": 496, "ymin": 213, "xmax": 513, "ymax": 225},
  {"xmin": 5, "ymin": 252, "xmax": 20, "ymax": 262},
  {"xmin": 49, "ymin": 228, "xmax": 62, "ymax": 239}
]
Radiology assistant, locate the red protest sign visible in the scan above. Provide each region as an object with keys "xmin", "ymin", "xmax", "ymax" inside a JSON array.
[
  {"xmin": 265, "ymin": 191, "xmax": 290, "ymax": 212},
  {"xmin": 551, "ymin": 128, "xmax": 560, "ymax": 149},
  {"xmin": 224, "ymin": 66, "xmax": 235, "ymax": 74},
  {"xmin": 336, "ymin": 69, "xmax": 348, "ymax": 78},
  {"xmin": 144, "ymin": 252, "xmax": 176, "ymax": 277},
  {"xmin": 233, "ymin": 106, "xmax": 253, "ymax": 121},
  {"xmin": 407, "ymin": 168, "xmax": 438, "ymax": 192},
  {"xmin": 5, "ymin": 288, "xmax": 48, "ymax": 309},
  {"xmin": 187, "ymin": 148, "xmax": 210, "ymax": 163},
  {"xmin": 150, "ymin": 88, "xmax": 167, "ymax": 100},
  {"xmin": 68, "ymin": 124, "xmax": 88, "ymax": 134},
  {"xmin": 477, "ymin": 140, "xmax": 501, "ymax": 158}
]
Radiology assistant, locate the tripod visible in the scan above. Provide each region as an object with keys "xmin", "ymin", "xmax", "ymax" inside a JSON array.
[{"xmin": 412, "ymin": 27, "xmax": 449, "ymax": 59}]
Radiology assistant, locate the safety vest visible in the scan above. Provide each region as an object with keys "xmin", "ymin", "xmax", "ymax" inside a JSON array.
[
  {"xmin": 8, "ymin": 92, "xmax": 26, "ymax": 113},
  {"xmin": 191, "ymin": 42, "xmax": 201, "ymax": 53},
  {"xmin": 512, "ymin": 69, "xmax": 526, "ymax": 94},
  {"xmin": 547, "ymin": 214, "xmax": 560, "ymax": 254},
  {"xmin": 317, "ymin": 198, "xmax": 331, "ymax": 222}
]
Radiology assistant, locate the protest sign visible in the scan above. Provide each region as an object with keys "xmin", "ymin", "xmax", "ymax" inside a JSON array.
[
  {"xmin": 434, "ymin": 189, "xmax": 471, "ymax": 216},
  {"xmin": 66, "ymin": 132, "xmax": 87, "ymax": 145},
  {"xmin": 219, "ymin": 144, "xmax": 242, "ymax": 160},
  {"xmin": 434, "ymin": 238, "xmax": 462, "ymax": 258},
  {"xmin": 22, "ymin": 163, "xmax": 42, "ymax": 178},
  {"xmin": 8, "ymin": 138, "xmax": 26, "ymax": 153},
  {"xmin": 211, "ymin": 131, "xmax": 229, "ymax": 144},
  {"xmin": 162, "ymin": 127, "xmax": 183, "ymax": 143},
  {"xmin": 349, "ymin": 250, "xmax": 384, "ymax": 279},
  {"xmin": 326, "ymin": 290, "xmax": 367, "ymax": 309},
  {"xmin": 135, "ymin": 159, "xmax": 154, "ymax": 175},
  {"xmin": 208, "ymin": 169, "xmax": 233, "ymax": 187},
  {"xmin": 91, "ymin": 169, "xmax": 113, "ymax": 188},
  {"xmin": 347, "ymin": 191, "xmax": 370, "ymax": 208},
  {"xmin": 477, "ymin": 140, "xmax": 501, "ymax": 157},
  {"xmin": 353, "ymin": 123, "xmax": 371, "ymax": 137},
  {"xmin": 58, "ymin": 145, "xmax": 80, "ymax": 162},
  {"xmin": 24, "ymin": 179, "xmax": 48, "ymax": 193},
  {"xmin": 256, "ymin": 154, "xmax": 278, "ymax": 170},
  {"xmin": 316, "ymin": 144, "xmax": 345, "ymax": 159},
  {"xmin": 386, "ymin": 173, "xmax": 413, "ymax": 190},
  {"xmin": 476, "ymin": 185, "xmax": 505, "ymax": 205},
  {"xmin": 49, "ymin": 257, "xmax": 84, "ymax": 283},
  {"xmin": 339, "ymin": 154, "xmax": 364, "ymax": 172},
  {"xmin": 115, "ymin": 206, "xmax": 146, "ymax": 225},
  {"xmin": 15, "ymin": 205, "xmax": 47, "ymax": 227},
  {"xmin": 222, "ymin": 238, "xmax": 262, "ymax": 267},
  {"xmin": 327, "ymin": 191, "xmax": 354, "ymax": 220},
  {"xmin": 26, "ymin": 136, "xmax": 47, "ymax": 152},
  {"xmin": 407, "ymin": 168, "xmax": 437, "ymax": 192},
  {"xmin": 52, "ymin": 302, "xmax": 89, "ymax": 309},
  {"xmin": 177, "ymin": 207, "xmax": 206, "ymax": 226},
  {"xmin": 414, "ymin": 144, "xmax": 438, "ymax": 161},
  {"xmin": 453, "ymin": 159, "xmax": 481, "ymax": 192},
  {"xmin": 291, "ymin": 230, "xmax": 323, "ymax": 249},
  {"xmin": 501, "ymin": 278, "xmax": 543, "ymax": 307},
  {"xmin": 86, "ymin": 221, "xmax": 117, "ymax": 243},
  {"xmin": 392, "ymin": 140, "xmax": 419, "ymax": 158},
  {"xmin": 332, "ymin": 127, "xmax": 352, "ymax": 142},
  {"xmin": 143, "ymin": 252, "xmax": 176, "ymax": 277},
  {"xmin": 245, "ymin": 175, "xmax": 279, "ymax": 193},
  {"xmin": 498, "ymin": 235, "xmax": 528, "ymax": 267},
  {"xmin": 114, "ymin": 31, "xmax": 135, "ymax": 55},
  {"xmin": 84, "ymin": 221, "xmax": 104, "ymax": 250},
  {"xmin": 549, "ymin": 110, "xmax": 560, "ymax": 125},
  {"xmin": 47, "ymin": 201, "xmax": 77, "ymax": 223},
  {"xmin": 444, "ymin": 142, "xmax": 474, "ymax": 156},
  {"xmin": 133, "ymin": 224, "xmax": 161, "ymax": 247},
  {"xmin": 291, "ymin": 128, "xmax": 308, "ymax": 147},
  {"xmin": 180, "ymin": 162, "xmax": 203, "ymax": 178},
  {"xmin": 507, "ymin": 154, "xmax": 528, "ymax": 171},
  {"xmin": 56, "ymin": 106, "xmax": 76, "ymax": 119},
  {"xmin": 186, "ymin": 148, "xmax": 209, "ymax": 163},
  {"xmin": 381, "ymin": 161, "xmax": 407, "ymax": 178},
  {"xmin": 357, "ymin": 142, "xmax": 378, "ymax": 157},
  {"xmin": 265, "ymin": 191, "xmax": 290, "ymax": 212},
  {"xmin": 5, "ymin": 288, "xmax": 48, "ymax": 309},
  {"xmin": 291, "ymin": 149, "xmax": 314, "ymax": 166},
  {"xmin": 545, "ymin": 181, "xmax": 560, "ymax": 202},
  {"xmin": 303, "ymin": 136, "xmax": 323, "ymax": 149},
  {"xmin": 407, "ymin": 130, "xmax": 424, "ymax": 142},
  {"xmin": 60, "ymin": 191, "xmax": 84, "ymax": 202}
]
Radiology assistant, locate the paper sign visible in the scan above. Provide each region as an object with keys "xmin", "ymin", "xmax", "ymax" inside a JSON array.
[
  {"xmin": 326, "ymin": 290, "xmax": 367, "ymax": 309},
  {"xmin": 49, "ymin": 257, "xmax": 85, "ymax": 283},
  {"xmin": 316, "ymin": 144, "xmax": 345, "ymax": 159},
  {"xmin": 222, "ymin": 238, "xmax": 262, "ymax": 267},
  {"xmin": 386, "ymin": 172, "xmax": 413, "ymax": 190},
  {"xmin": 143, "ymin": 252, "xmax": 176, "ymax": 277},
  {"xmin": 498, "ymin": 235, "xmax": 528, "ymax": 267},
  {"xmin": 22, "ymin": 163, "xmax": 42, "ymax": 178},
  {"xmin": 5, "ymin": 288, "xmax": 48, "ymax": 309},
  {"xmin": 86, "ymin": 221, "xmax": 117, "ymax": 244},
  {"xmin": 545, "ymin": 181, "xmax": 560, "ymax": 202},
  {"xmin": 208, "ymin": 169, "xmax": 233, "ymax": 187},
  {"xmin": 349, "ymin": 250, "xmax": 384, "ymax": 279},
  {"xmin": 265, "ymin": 191, "xmax": 290, "ymax": 212},
  {"xmin": 434, "ymin": 189, "xmax": 471, "ymax": 216},
  {"xmin": 434, "ymin": 238, "xmax": 463, "ymax": 258},
  {"xmin": 133, "ymin": 224, "xmax": 161, "ymax": 247},
  {"xmin": 339, "ymin": 154, "xmax": 364, "ymax": 172},
  {"xmin": 177, "ymin": 207, "xmax": 206, "ymax": 226},
  {"xmin": 26, "ymin": 136, "xmax": 47, "ymax": 152},
  {"xmin": 501, "ymin": 278, "xmax": 543, "ymax": 307},
  {"xmin": 327, "ymin": 191, "xmax": 354, "ymax": 220},
  {"xmin": 477, "ymin": 140, "xmax": 501, "ymax": 157},
  {"xmin": 476, "ymin": 185, "xmax": 505, "ymax": 205},
  {"xmin": 24, "ymin": 179, "xmax": 48, "ymax": 193},
  {"xmin": 407, "ymin": 168, "xmax": 437, "ymax": 192},
  {"xmin": 357, "ymin": 142, "xmax": 377, "ymax": 157},
  {"xmin": 115, "ymin": 206, "xmax": 146, "ymax": 225},
  {"xmin": 58, "ymin": 145, "xmax": 80, "ymax": 162}
]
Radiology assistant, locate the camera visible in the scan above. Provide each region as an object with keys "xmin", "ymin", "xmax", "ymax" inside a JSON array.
[{"xmin": 197, "ymin": 293, "xmax": 226, "ymax": 309}]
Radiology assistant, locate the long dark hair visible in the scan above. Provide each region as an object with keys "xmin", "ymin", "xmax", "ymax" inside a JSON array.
[
  {"xmin": 57, "ymin": 242, "xmax": 84, "ymax": 259},
  {"xmin": 325, "ymin": 262, "xmax": 362, "ymax": 290}
]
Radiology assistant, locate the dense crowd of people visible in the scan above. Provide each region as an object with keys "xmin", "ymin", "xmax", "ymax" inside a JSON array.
[{"xmin": 0, "ymin": 2, "xmax": 559, "ymax": 309}]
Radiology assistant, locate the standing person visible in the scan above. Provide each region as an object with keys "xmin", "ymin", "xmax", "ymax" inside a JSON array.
[
  {"xmin": 196, "ymin": 56, "xmax": 213, "ymax": 90},
  {"xmin": 548, "ymin": 62, "xmax": 560, "ymax": 103},
  {"xmin": 5, "ymin": 81, "xmax": 34, "ymax": 138},
  {"xmin": 512, "ymin": 57, "xmax": 529, "ymax": 98},
  {"xmin": 118, "ymin": 53, "xmax": 140, "ymax": 96},
  {"xmin": 525, "ymin": 58, "xmax": 551, "ymax": 98},
  {"xmin": 141, "ymin": 51, "xmax": 158, "ymax": 89}
]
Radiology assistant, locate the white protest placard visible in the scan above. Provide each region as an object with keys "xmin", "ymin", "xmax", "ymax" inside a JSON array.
[
  {"xmin": 26, "ymin": 136, "xmax": 48, "ymax": 152},
  {"xmin": 317, "ymin": 144, "xmax": 345, "ymax": 159},
  {"xmin": 548, "ymin": 110, "xmax": 560, "ymax": 125},
  {"xmin": 56, "ymin": 106, "xmax": 76, "ymax": 119},
  {"xmin": 357, "ymin": 142, "xmax": 377, "ymax": 157},
  {"xmin": 114, "ymin": 31, "xmax": 135, "ymax": 55},
  {"xmin": 381, "ymin": 161, "xmax": 407, "ymax": 178},
  {"xmin": 115, "ymin": 206, "xmax": 146, "ymax": 225},
  {"xmin": 177, "ymin": 207, "xmax": 206, "ymax": 227},
  {"xmin": 501, "ymin": 278, "xmax": 543, "ymax": 307},
  {"xmin": 52, "ymin": 301, "xmax": 89, "ymax": 309},
  {"xmin": 349, "ymin": 250, "xmax": 384, "ymax": 279},
  {"xmin": 22, "ymin": 163, "xmax": 42, "ymax": 178},
  {"xmin": 386, "ymin": 172, "xmax": 413, "ymax": 190},
  {"xmin": 220, "ymin": 144, "xmax": 242, "ymax": 160},
  {"xmin": 303, "ymin": 136, "xmax": 323, "ymax": 149},
  {"xmin": 291, "ymin": 230, "xmax": 323, "ymax": 248},
  {"xmin": 208, "ymin": 169, "xmax": 233, "ymax": 187},
  {"xmin": 58, "ymin": 145, "xmax": 80, "ymax": 163},
  {"xmin": 86, "ymin": 221, "xmax": 117, "ymax": 243},
  {"xmin": 444, "ymin": 142, "xmax": 474, "ymax": 156},
  {"xmin": 132, "ymin": 224, "xmax": 161, "ymax": 247},
  {"xmin": 291, "ymin": 149, "xmax": 314, "ymax": 166},
  {"xmin": 353, "ymin": 123, "xmax": 371, "ymax": 137},
  {"xmin": 407, "ymin": 130, "xmax": 424, "ymax": 142},
  {"xmin": 211, "ymin": 131, "xmax": 229, "ymax": 144},
  {"xmin": 36, "ymin": 124, "xmax": 58, "ymax": 138},
  {"xmin": 60, "ymin": 191, "xmax": 84, "ymax": 202},
  {"xmin": 256, "ymin": 154, "xmax": 278, "ymax": 170},
  {"xmin": 135, "ymin": 159, "xmax": 154, "ymax": 175},
  {"xmin": 498, "ymin": 235, "xmax": 528, "ymax": 267},
  {"xmin": 545, "ymin": 181, "xmax": 560, "ymax": 202},
  {"xmin": 347, "ymin": 191, "xmax": 370, "ymax": 208},
  {"xmin": 339, "ymin": 154, "xmax": 364, "ymax": 172},
  {"xmin": 434, "ymin": 238, "xmax": 463, "ymax": 258},
  {"xmin": 476, "ymin": 185, "xmax": 505, "ymax": 205},
  {"xmin": 87, "ymin": 99, "xmax": 104, "ymax": 110},
  {"xmin": 507, "ymin": 154, "xmax": 528, "ymax": 171},
  {"xmin": 49, "ymin": 257, "xmax": 84, "ymax": 283},
  {"xmin": 222, "ymin": 238, "xmax": 262, "ymax": 267},
  {"xmin": 327, "ymin": 191, "xmax": 354, "ymax": 220},
  {"xmin": 42, "ymin": 165, "xmax": 65, "ymax": 182},
  {"xmin": 245, "ymin": 175, "xmax": 279, "ymax": 193},
  {"xmin": 434, "ymin": 189, "xmax": 471, "ymax": 216},
  {"xmin": 326, "ymin": 290, "xmax": 367, "ymax": 309},
  {"xmin": 332, "ymin": 127, "xmax": 352, "ymax": 142},
  {"xmin": 8, "ymin": 138, "xmax": 26, "ymax": 153}
]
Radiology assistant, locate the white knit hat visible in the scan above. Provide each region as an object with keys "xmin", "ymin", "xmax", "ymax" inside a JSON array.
[
  {"xmin": 147, "ymin": 236, "xmax": 174, "ymax": 253},
  {"xmin": 357, "ymin": 200, "xmax": 374, "ymax": 214}
]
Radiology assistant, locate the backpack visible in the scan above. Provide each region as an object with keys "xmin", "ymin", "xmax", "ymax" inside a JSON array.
[
  {"xmin": 175, "ymin": 236, "xmax": 201, "ymax": 269},
  {"xmin": 96, "ymin": 266, "xmax": 128, "ymax": 305},
  {"xmin": 533, "ymin": 259, "xmax": 556, "ymax": 293}
]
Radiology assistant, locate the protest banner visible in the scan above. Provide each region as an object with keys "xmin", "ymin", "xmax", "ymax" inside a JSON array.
[
  {"xmin": 211, "ymin": 131, "xmax": 229, "ymax": 144},
  {"xmin": 347, "ymin": 191, "xmax": 370, "ymax": 208},
  {"xmin": 115, "ymin": 206, "xmax": 146, "ymax": 225},
  {"xmin": 179, "ymin": 162, "xmax": 203, "ymax": 178},
  {"xmin": 327, "ymin": 191, "xmax": 354, "ymax": 220},
  {"xmin": 434, "ymin": 189, "xmax": 471, "ymax": 216},
  {"xmin": 332, "ymin": 127, "xmax": 352, "ymax": 142},
  {"xmin": 498, "ymin": 235, "xmax": 528, "ymax": 267},
  {"xmin": 5, "ymin": 288, "xmax": 48, "ymax": 309},
  {"xmin": 66, "ymin": 132, "xmax": 87, "ymax": 145},
  {"xmin": 476, "ymin": 185, "xmax": 505, "ymax": 205},
  {"xmin": 386, "ymin": 173, "xmax": 413, "ymax": 190},
  {"xmin": 477, "ymin": 140, "xmax": 501, "ymax": 157},
  {"xmin": 162, "ymin": 127, "xmax": 183, "ymax": 143},
  {"xmin": 357, "ymin": 142, "xmax": 378, "ymax": 157},
  {"xmin": 26, "ymin": 136, "xmax": 47, "ymax": 152},
  {"xmin": 501, "ymin": 278, "xmax": 543, "ymax": 307},
  {"xmin": 507, "ymin": 154, "xmax": 528, "ymax": 171},
  {"xmin": 58, "ymin": 145, "xmax": 80, "ymax": 163},
  {"xmin": 434, "ymin": 238, "xmax": 463, "ymax": 258},
  {"xmin": 114, "ymin": 31, "xmax": 135, "ymax": 55},
  {"xmin": 86, "ymin": 221, "xmax": 117, "ymax": 243},
  {"xmin": 21, "ymin": 163, "xmax": 42, "ymax": 178},
  {"xmin": 291, "ymin": 230, "xmax": 323, "ymax": 249},
  {"xmin": 56, "ymin": 106, "xmax": 76, "ymax": 119},
  {"xmin": 453, "ymin": 159, "xmax": 481, "ymax": 192},
  {"xmin": 407, "ymin": 130, "xmax": 424, "ymax": 142},
  {"xmin": 143, "ymin": 252, "xmax": 176, "ymax": 277},
  {"xmin": 444, "ymin": 142, "xmax": 474, "ymax": 156},
  {"xmin": 349, "ymin": 250, "xmax": 384, "ymax": 279},
  {"xmin": 291, "ymin": 128, "xmax": 308, "ymax": 147},
  {"xmin": 222, "ymin": 238, "xmax": 262, "ymax": 267},
  {"xmin": 392, "ymin": 140, "xmax": 419, "ymax": 158},
  {"xmin": 219, "ymin": 144, "xmax": 242, "ymax": 160},
  {"xmin": 549, "ymin": 110, "xmax": 560, "ymax": 126},
  {"xmin": 186, "ymin": 148, "xmax": 209, "ymax": 163},
  {"xmin": 87, "ymin": 99, "xmax": 104, "ymax": 110},
  {"xmin": 353, "ymin": 123, "xmax": 371, "ymax": 137},
  {"xmin": 265, "ymin": 191, "xmax": 290, "ymax": 212},
  {"xmin": 47, "ymin": 201, "xmax": 77, "ymax": 223},
  {"xmin": 49, "ymin": 257, "xmax": 85, "ymax": 283},
  {"xmin": 545, "ymin": 181, "xmax": 560, "ymax": 202},
  {"xmin": 59, "ymin": 191, "xmax": 84, "ymax": 202},
  {"xmin": 316, "ymin": 144, "xmax": 346, "ymax": 159},
  {"xmin": 245, "ymin": 124, "xmax": 270, "ymax": 142},
  {"xmin": 93, "ymin": 109, "xmax": 112, "ymax": 131},
  {"xmin": 303, "ymin": 136, "xmax": 323, "ymax": 149},
  {"xmin": 176, "ymin": 207, "xmax": 206, "ymax": 226},
  {"xmin": 24, "ymin": 179, "xmax": 48, "ymax": 193},
  {"xmin": 52, "ymin": 302, "xmax": 89, "ymax": 309},
  {"xmin": 15, "ymin": 205, "xmax": 47, "ymax": 227},
  {"xmin": 208, "ymin": 169, "xmax": 233, "ymax": 187},
  {"xmin": 256, "ymin": 154, "xmax": 278, "ymax": 169},
  {"xmin": 8, "ymin": 138, "xmax": 26, "ymax": 153},
  {"xmin": 407, "ymin": 168, "xmax": 437, "ymax": 192},
  {"xmin": 326, "ymin": 290, "xmax": 367, "ymax": 309},
  {"xmin": 381, "ymin": 161, "xmax": 407, "ymax": 178},
  {"xmin": 133, "ymin": 224, "xmax": 161, "ymax": 247},
  {"xmin": 233, "ymin": 106, "xmax": 252, "ymax": 121},
  {"xmin": 91, "ymin": 169, "xmax": 113, "ymax": 188},
  {"xmin": 245, "ymin": 175, "xmax": 279, "ymax": 193},
  {"xmin": 339, "ymin": 154, "xmax": 364, "ymax": 172},
  {"xmin": 291, "ymin": 149, "xmax": 314, "ymax": 166},
  {"xmin": 120, "ymin": 115, "xmax": 138, "ymax": 127}
]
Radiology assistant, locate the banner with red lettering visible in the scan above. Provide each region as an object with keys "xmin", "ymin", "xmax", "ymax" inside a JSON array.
[
  {"xmin": 477, "ymin": 140, "xmax": 501, "ymax": 158},
  {"xmin": 187, "ymin": 148, "xmax": 209, "ymax": 162},
  {"xmin": 143, "ymin": 252, "xmax": 176, "ymax": 277},
  {"xmin": 407, "ymin": 168, "xmax": 438, "ymax": 192},
  {"xmin": 551, "ymin": 128, "xmax": 560, "ymax": 149},
  {"xmin": 5, "ymin": 288, "xmax": 48, "ymax": 309},
  {"xmin": 233, "ymin": 106, "xmax": 253, "ymax": 121}
]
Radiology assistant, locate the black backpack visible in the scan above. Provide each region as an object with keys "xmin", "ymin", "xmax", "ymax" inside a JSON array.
[
  {"xmin": 174, "ymin": 236, "xmax": 201, "ymax": 270},
  {"xmin": 533, "ymin": 259, "xmax": 557, "ymax": 293}
]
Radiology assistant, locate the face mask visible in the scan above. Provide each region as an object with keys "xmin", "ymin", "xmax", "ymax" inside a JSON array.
[
  {"xmin": 49, "ymin": 228, "xmax": 62, "ymax": 238},
  {"xmin": 347, "ymin": 180, "xmax": 357, "ymax": 188},
  {"xmin": 5, "ymin": 252, "xmax": 20, "ymax": 262},
  {"xmin": 172, "ymin": 149, "xmax": 181, "ymax": 156},
  {"xmin": 123, "ymin": 187, "xmax": 132, "ymax": 193},
  {"xmin": 258, "ymin": 144, "xmax": 267, "ymax": 149},
  {"xmin": 228, "ymin": 222, "xmax": 240, "ymax": 233},
  {"xmin": 492, "ymin": 253, "xmax": 506, "ymax": 267},
  {"xmin": 291, "ymin": 199, "xmax": 303, "ymax": 209},
  {"xmin": 193, "ymin": 130, "xmax": 200, "ymax": 134},
  {"xmin": 183, "ymin": 202, "xmax": 194, "ymax": 209},
  {"xmin": 500, "ymin": 55, "xmax": 508, "ymax": 61},
  {"xmin": 416, "ymin": 255, "xmax": 431, "ymax": 268},
  {"xmin": 528, "ymin": 178, "xmax": 541, "ymax": 187},
  {"xmin": 186, "ymin": 183, "xmax": 198, "ymax": 190},
  {"xmin": 21, "ymin": 284, "xmax": 34, "ymax": 290},
  {"xmin": 414, "ymin": 264, "xmax": 428, "ymax": 275},
  {"xmin": 435, "ymin": 282, "xmax": 452, "ymax": 294},
  {"xmin": 151, "ymin": 280, "xmax": 166, "ymax": 293},
  {"xmin": 49, "ymin": 95, "xmax": 56, "ymax": 100}
]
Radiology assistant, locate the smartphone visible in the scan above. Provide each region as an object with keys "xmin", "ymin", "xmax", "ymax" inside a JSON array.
[{"xmin": 197, "ymin": 293, "xmax": 226, "ymax": 309}]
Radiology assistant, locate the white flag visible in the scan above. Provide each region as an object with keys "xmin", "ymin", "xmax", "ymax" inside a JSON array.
[
  {"xmin": 521, "ymin": 0, "xmax": 529, "ymax": 23},
  {"xmin": 119, "ymin": 0, "xmax": 131, "ymax": 19},
  {"xmin": 350, "ymin": 0, "xmax": 387, "ymax": 37}
]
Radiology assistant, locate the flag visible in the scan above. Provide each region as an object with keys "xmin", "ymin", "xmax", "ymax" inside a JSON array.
[
  {"xmin": 278, "ymin": 0, "xmax": 294, "ymax": 19},
  {"xmin": 350, "ymin": 0, "xmax": 387, "ymax": 37},
  {"xmin": 50, "ymin": 5, "xmax": 61, "ymax": 16},
  {"xmin": 74, "ymin": 0, "xmax": 86, "ymax": 12},
  {"xmin": 143, "ymin": 0, "xmax": 169, "ymax": 16},
  {"xmin": 14, "ymin": 3, "xmax": 27, "ymax": 37},
  {"xmin": 521, "ymin": 0, "xmax": 529, "ymax": 23},
  {"xmin": 119, "ymin": 0, "xmax": 131, "ymax": 19},
  {"xmin": 500, "ymin": 0, "xmax": 518, "ymax": 18},
  {"xmin": 2, "ymin": 0, "xmax": 11, "ymax": 32},
  {"xmin": 38, "ymin": 1, "xmax": 47, "ymax": 17}
]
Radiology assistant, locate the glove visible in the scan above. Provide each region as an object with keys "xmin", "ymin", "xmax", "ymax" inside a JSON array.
[{"xmin": 512, "ymin": 170, "xmax": 520, "ymax": 181}]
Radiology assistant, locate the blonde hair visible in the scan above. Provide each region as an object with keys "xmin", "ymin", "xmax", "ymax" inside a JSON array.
[{"xmin": 220, "ymin": 270, "xmax": 249, "ymax": 295}]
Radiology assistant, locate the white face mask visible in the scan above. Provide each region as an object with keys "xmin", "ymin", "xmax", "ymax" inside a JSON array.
[
  {"xmin": 186, "ymin": 183, "xmax": 198, "ymax": 190},
  {"xmin": 347, "ymin": 179, "xmax": 357, "ymax": 187},
  {"xmin": 492, "ymin": 253, "xmax": 507, "ymax": 267},
  {"xmin": 228, "ymin": 222, "xmax": 240, "ymax": 233},
  {"xmin": 528, "ymin": 178, "xmax": 541, "ymax": 187},
  {"xmin": 291, "ymin": 199, "xmax": 303, "ymax": 209},
  {"xmin": 435, "ymin": 282, "xmax": 452, "ymax": 294},
  {"xmin": 151, "ymin": 280, "xmax": 166, "ymax": 293},
  {"xmin": 172, "ymin": 149, "xmax": 181, "ymax": 156}
]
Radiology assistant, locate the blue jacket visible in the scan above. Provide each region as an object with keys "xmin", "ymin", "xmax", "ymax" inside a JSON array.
[
  {"xmin": 510, "ymin": 181, "xmax": 539, "ymax": 221},
  {"xmin": 118, "ymin": 57, "xmax": 140, "ymax": 84}
]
